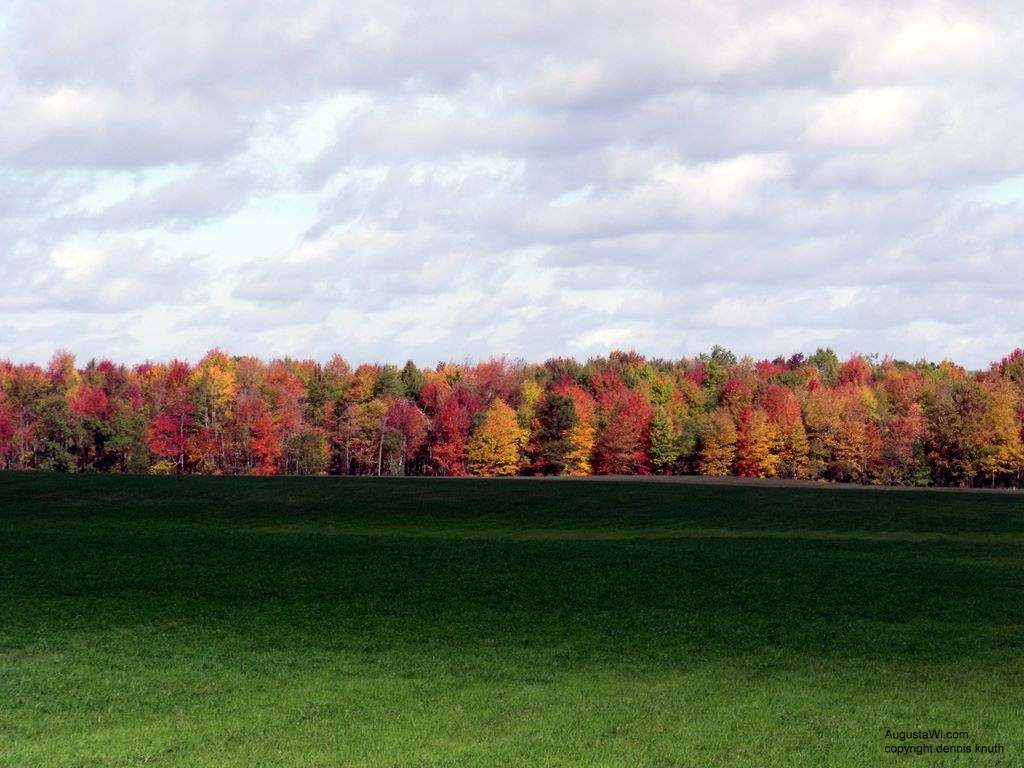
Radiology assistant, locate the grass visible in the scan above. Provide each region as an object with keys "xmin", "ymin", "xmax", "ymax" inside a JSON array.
[{"xmin": 1, "ymin": 473, "xmax": 1022, "ymax": 767}]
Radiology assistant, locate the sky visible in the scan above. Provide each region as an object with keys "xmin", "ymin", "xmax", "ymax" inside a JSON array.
[{"xmin": 1, "ymin": 0, "xmax": 1023, "ymax": 369}]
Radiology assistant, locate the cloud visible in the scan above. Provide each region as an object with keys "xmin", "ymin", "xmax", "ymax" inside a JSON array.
[
  {"xmin": 0, "ymin": 81, "xmax": 247, "ymax": 169},
  {"xmin": 1, "ymin": 0, "xmax": 1023, "ymax": 368},
  {"xmin": 805, "ymin": 88, "xmax": 924, "ymax": 149},
  {"xmin": 0, "ymin": 237, "xmax": 210, "ymax": 313},
  {"xmin": 93, "ymin": 168, "xmax": 260, "ymax": 230}
]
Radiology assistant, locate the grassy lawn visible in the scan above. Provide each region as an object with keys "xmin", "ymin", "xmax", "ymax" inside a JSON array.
[{"xmin": 1, "ymin": 473, "xmax": 1022, "ymax": 767}]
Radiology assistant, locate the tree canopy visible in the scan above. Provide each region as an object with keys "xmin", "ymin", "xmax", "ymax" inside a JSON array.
[{"xmin": 2, "ymin": 347, "xmax": 1023, "ymax": 488}]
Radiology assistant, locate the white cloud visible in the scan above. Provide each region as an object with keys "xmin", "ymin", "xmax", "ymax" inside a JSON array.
[
  {"xmin": 0, "ymin": 236, "xmax": 209, "ymax": 313},
  {"xmin": 1, "ymin": 0, "xmax": 1023, "ymax": 368},
  {"xmin": 49, "ymin": 241, "xmax": 106, "ymax": 281},
  {"xmin": 805, "ymin": 88, "xmax": 924, "ymax": 148},
  {"xmin": 840, "ymin": 7, "xmax": 1003, "ymax": 83}
]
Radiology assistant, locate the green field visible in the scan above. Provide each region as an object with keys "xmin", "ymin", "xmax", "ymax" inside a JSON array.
[{"xmin": 2, "ymin": 474, "xmax": 1022, "ymax": 767}]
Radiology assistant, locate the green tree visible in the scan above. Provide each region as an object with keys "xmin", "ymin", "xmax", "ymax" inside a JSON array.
[
  {"xmin": 400, "ymin": 361, "xmax": 426, "ymax": 399},
  {"xmin": 649, "ymin": 404, "xmax": 692, "ymax": 473},
  {"xmin": 375, "ymin": 364, "xmax": 405, "ymax": 398},
  {"xmin": 530, "ymin": 393, "xmax": 577, "ymax": 475},
  {"xmin": 284, "ymin": 428, "xmax": 329, "ymax": 475},
  {"xmin": 809, "ymin": 348, "xmax": 840, "ymax": 386}
]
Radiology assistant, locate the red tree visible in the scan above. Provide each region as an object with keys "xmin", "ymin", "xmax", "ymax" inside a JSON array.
[
  {"xmin": 69, "ymin": 385, "xmax": 111, "ymax": 420},
  {"xmin": 594, "ymin": 390, "xmax": 652, "ymax": 475},
  {"xmin": 0, "ymin": 396, "xmax": 14, "ymax": 468},
  {"xmin": 234, "ymin": 396, "xmax": 281, "ymax": 475},
  {"xmin": 838, "ymin": 356, "xmax": 872, "ymax": 387},
  {"xmin": 147, "ymin": 401, "xmax": 194, "ymax": 472},
  {"xmin": 430, "ymin": 389, "xmax": 477, "ymax": 476},
  {"xmin": 387, "ymin": 399, "xmax": 429, "ymax": 470},
  {"xmin": 735, "ymin": 408, "xmax": 780, "ymax": 478}
]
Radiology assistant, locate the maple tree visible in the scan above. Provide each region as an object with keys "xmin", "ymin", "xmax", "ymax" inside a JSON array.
[
  {"xmin": 148, "ymin": 407, "xmax": 192, "ymax": 472},
  {"xmin": 735, "ymin": 408, "xmax": 780, "ymax": 478},
  {"xmin": 0, "ymin": 395, "xmax": 14, "ymax": 469},
  {"xmin": 466, "ymin": 399, "xmax": 524, "ymax": 476},
  {"xmin": 385, "ymin": 399, "xmax": 429, "ymax": 475},
  {"xmin": 341, "ymin": 400, "xmax": 388, "ymax": 475},
  {"xmin": 234, "ymin": 395, "xmax": 281, "ymax": 475},
  {"xmin": 696, "ymin": 409, "xmax": 738, "ymax": 476},
  {"xmin": 1, "ymin": 346, "xmax": 1023, "ymax": 487},
  {"xmin": 649, "ymin": 401, "xmax": 698, "ymax": 475},
  {"xmin": 430, "ymin": 388, "xmax": 476, "ymax": 476},
  {"xmin": 594, "ymin": 389, "xmax": 651, "ymax": 475},
  {"xmin": 552, "ymin": 380, "xmax": 596, "ymax": 476},
  {"xmin": 925, "ymin": 379, "xmax": 992, "ymax": 487},
  {"xmin": 759, "ymin": 384, "xmax": 808, "ymax": 479},
  {"xmin": 978, "ymin": 381, "xmax": 1024, "ymax": 486}
]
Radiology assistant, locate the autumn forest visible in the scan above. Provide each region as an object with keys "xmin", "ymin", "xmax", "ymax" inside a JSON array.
[{"xmin": 2, "ymin": 347, "xmax": 1024, "ymax": 487}]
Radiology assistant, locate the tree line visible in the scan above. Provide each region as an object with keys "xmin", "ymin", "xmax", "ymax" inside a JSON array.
[{"xmin": 1, "ymin": 346, "xmax": 1023, "ymax": 487}]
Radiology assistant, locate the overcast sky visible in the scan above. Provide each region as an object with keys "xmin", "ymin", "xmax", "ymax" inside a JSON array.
[{"xmin": 2, "ymin": 0, "xmax": 1023, "ymax": 368}]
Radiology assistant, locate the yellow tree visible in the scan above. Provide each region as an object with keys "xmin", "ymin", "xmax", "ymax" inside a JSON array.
[
  {"xmin": 979, "ymin": 382, "xmax": 1024, "ymax": 486},
  {"xmin": 762, "ymin": 382, "xmax": 810, "ymax": 479},
  {"xmin": 191, "ymin": 349, "xmax": 238, "ymax": 413},
  {"xmin": 833, "ymin": 417, "xmax": 869, "ymax": 482},
  {"xmin": 735, "ymin": 408, "xmax": 781, "ymax": 478},
  {"xmin": 697, "ymin": 408, "xmax": 737, "ymax": 476},
  {"xmin": 565, "ymin": 414, "xmax": 596, "ymax": 475},
  {"xmin": 189, "ymin": 349, "xmax": 238, "ymax": 471},
  {"xmin": 517, "ymin": 378, "xmax": 543, "ymax": 429},
  {"xmin": 555, "ymin": 381, "xmax": 596, "ymax": 476},
  {"xmin": 779, "ymin": 420, "xmax": 810, "ymax": 479},
  {"xmin": 467, "ymin": 399, "xmax": 526, "ymax": 476}
]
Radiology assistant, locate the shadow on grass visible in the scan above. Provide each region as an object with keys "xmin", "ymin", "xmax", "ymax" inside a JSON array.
[{"xmin": 2, "ymin": 472, "xmax": 1023, "ymax": 670}]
